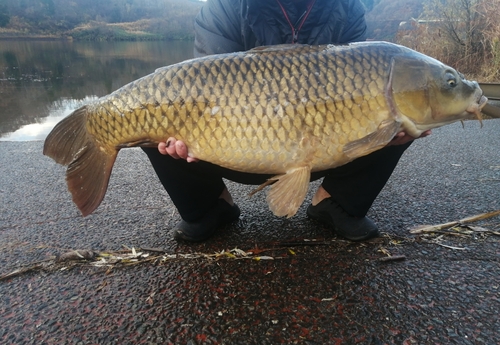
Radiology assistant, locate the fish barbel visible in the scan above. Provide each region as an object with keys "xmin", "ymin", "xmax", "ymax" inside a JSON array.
[{"xmin": 43, "ymin": 42, "xmax": 487, "ymax": 217}]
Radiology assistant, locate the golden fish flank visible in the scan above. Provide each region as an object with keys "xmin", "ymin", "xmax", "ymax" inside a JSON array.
[{"xmin": 43, "ymin": 42, "xmax": 487, "ymax": 218}]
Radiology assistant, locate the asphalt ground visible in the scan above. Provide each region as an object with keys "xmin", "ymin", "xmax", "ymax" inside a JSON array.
[{"xmin": 1, "ymin": 120, "xmax": 499, "ymax": 344}]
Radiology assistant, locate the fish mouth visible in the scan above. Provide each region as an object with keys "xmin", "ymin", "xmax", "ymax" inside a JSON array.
[
  {"xmin": 476, "ymin": 94, "xmax": 488, "ymax": 110},
  {"xmin": 466, "ymin": 93, "xmax": 488, "ymax": 124}
]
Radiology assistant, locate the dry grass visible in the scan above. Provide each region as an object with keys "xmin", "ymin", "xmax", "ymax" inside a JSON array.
[{"xmin": 397, "ymin": 0, "xmax": 500, "ymax": 82}]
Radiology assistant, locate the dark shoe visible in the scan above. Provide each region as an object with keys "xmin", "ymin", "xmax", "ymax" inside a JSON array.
[
  {"xmin": 307, "ymin": 198, "xmax": 379, "ymax": 241},
  {"xmin": 173, "ymin": 199, "xmax": 240, "ymax": 242}
]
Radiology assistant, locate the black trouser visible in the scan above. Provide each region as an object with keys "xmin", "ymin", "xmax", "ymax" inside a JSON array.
[{"xmin": 142, "ymin": 142, "xmax": 412, "ymax": 222}]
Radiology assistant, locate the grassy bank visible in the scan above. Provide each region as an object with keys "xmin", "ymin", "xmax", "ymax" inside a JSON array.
[
  {"xmin": 0, "ymin": 19, "xmax": 196, "ymax": 41},
  {"xmin": 68, "ymin": 21, "xmax": 183, "ymax": 41}
]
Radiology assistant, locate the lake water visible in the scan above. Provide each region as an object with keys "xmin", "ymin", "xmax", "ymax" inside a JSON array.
[{"xmin": 0, "ymin": 40, "xmax": 194, "ymax": 141}]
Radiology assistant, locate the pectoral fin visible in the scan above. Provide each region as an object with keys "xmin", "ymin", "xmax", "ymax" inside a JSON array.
[
  {"xmin": 250, "ymin": 166, "xmax": 311, "ymax": 218},
  {"xmin": 343, "ymin": 120, "xmax": 401, "ymax": 159}
]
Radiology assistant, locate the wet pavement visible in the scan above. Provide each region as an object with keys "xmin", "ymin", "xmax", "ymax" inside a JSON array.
[{"xmin": 1, "ymin": 120, "xmax": 499, "ymax": 344}]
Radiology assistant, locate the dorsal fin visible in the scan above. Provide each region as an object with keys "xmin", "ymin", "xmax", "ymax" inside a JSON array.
[{"xmin": 248, "ymin": 44, "xmax": 325, "ymax": 54}]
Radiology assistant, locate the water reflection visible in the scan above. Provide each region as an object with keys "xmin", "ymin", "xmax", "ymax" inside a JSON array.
[
  {"xmin": 0, "ymin": 96, "xmax": 97, "ymax": 141},
  {"xmin": 0, "ymin": 40, "xmax": 194, "ymax": 141}
]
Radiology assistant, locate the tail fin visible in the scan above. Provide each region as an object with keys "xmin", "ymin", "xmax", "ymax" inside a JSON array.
[{"xmin": 43, "ymin": 106, "xmax": 117, "ymax": 216}]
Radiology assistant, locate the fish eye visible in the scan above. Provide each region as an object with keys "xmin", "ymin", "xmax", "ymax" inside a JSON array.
[{"xmin": 445, "ymin": 72, "xmax": 457, "ymax": 87}]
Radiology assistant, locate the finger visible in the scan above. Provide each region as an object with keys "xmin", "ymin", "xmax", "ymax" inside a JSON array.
[
  {"xmin": 158, "ymin": 141, "xmax": 168, "ymax": 155},
  {"xmin": 175, "ymin": 140, "xmax": 189, "ymax": 160},
  {"xmin": 388, "ymin": 132, "xmax": 404, "ymax": 144},
  {"xmin": 388, "ymin": 132, "xmax": 413, "ymax": 146},
  {"xmin": 398, "ymin": 135, "xmax": 415, "ymax": 145},
  {"xmin": 186, "ymin": 156, "xmax": 199, "ymax": 163},
  {"xmin": 420, "ymin": 130, "xmax": 432, "ymax": 138},
  {"xmin": 165, "ymin": 137, "xmax": 180, "ymax": 159}
]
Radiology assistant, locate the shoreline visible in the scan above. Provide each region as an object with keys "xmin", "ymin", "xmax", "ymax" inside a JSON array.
[
  {"xmin": 0, "ymin": 35, "xmax": 193, "ymax": 41},
  {"xmin": 0, "ymin": 35, "xmax": 70, "ymax": 41}
]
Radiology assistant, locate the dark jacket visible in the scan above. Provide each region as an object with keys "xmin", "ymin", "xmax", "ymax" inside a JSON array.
[{"xmin": 194, "ymin": 0, "xmax": 367, "ymax": 57}]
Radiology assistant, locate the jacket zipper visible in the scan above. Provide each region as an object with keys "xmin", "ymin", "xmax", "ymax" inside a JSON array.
[{"xmin": 275, "ymin": 0, "xmax": 316, "ymax": 43}]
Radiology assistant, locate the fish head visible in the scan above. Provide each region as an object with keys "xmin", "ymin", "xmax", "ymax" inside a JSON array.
[{"xmin": 390, "ymin": 53, "xmax": 487, "ymax": 134}]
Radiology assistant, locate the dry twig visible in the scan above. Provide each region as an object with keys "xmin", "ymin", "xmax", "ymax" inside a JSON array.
[
  {"xmin": 409, "ymin": 210, "xmax": 500, "ymax": 234},
  {"xmin": 378, "ymin": 255, "xmax": 406, "ymax": 262}
]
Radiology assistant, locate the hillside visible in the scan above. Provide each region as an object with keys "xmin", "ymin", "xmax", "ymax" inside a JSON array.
[
  {"xmin": 0, "ymin": 0, "xmax": 426, "ymax": 42},
  {"xmin": 0, "ymin": 0, "xmax": 203, "ymax": 40}
]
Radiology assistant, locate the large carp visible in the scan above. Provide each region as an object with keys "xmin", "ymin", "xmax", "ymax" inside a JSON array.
[{"xmin": 43, "ymin": 42, "xmax": 487, "ymax": 217}]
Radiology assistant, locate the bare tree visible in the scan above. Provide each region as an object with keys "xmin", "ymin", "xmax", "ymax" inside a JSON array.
[
  {"xmin": 478, "ymin": 0, "xmax": 500, "ymax": 81},
  {"xmin": 397, "ymin": 0, "xmax": 500, "ymax": 81}
]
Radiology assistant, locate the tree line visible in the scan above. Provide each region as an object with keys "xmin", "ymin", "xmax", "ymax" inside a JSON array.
[{"xmin": 0, "ymin": 0, "xmax": 202, "ymax": 39}]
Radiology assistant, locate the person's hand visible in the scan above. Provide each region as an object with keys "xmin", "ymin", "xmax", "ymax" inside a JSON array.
[
  {"xmin": 158, "ymin": 137, "xmax": 199, "ymax": 162},
  {"xmin": 387, "ymin": 130, "xmax": 432, "ymax": 146}
]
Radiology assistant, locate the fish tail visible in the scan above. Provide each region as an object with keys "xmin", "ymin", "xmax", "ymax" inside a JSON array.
[{"xmin": 43, "ymin": 106, "xmax": 117, "ymax": 216}]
